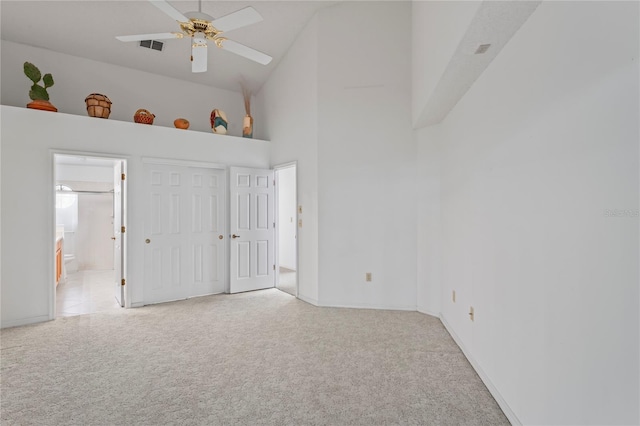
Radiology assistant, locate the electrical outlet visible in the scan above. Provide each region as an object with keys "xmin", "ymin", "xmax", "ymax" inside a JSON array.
[
  {"xmin": 452, "ymin": 290, "xmax": 456, "ymax": 303},
  {"xmin": 469, "ymin": 306, "xmax": 474, "ymax": 322},
  {"xmin": 365, "ymin": 272, "xmax": 372, "ymax": 282}
]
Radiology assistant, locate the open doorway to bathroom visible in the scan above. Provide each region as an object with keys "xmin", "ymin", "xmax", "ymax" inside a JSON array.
[
  {"xmin": 275, "ymin": 164, "xmax": 298, "ymax": 296},
  {"xmin": 54, "ymin": 154, "xmax": 126, "ymax": 317}
]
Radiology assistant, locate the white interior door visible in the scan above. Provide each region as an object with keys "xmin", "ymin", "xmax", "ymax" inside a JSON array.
[
  {"xmin": 113, "ymin": 161, "xmax": 125, "ymax": 307},
  {"xmin": 230, "ymin": 167, "xmax": 275, "ymax": 293},
  {"xmin": 189, "ymin": 168, "xmax": 226, "ymax": 297},
  {"xmin": 143, "ymin": 163, "xmax": 226, "ymax": 304}
]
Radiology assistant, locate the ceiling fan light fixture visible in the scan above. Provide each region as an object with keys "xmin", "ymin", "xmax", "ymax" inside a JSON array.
[
  {"xmin": 191, "ymin": 32, "xmax": 208, "ymax": 73},
  {"xmin": 116, "ymin": 0, "xmax": 272, "ymax": 73}
]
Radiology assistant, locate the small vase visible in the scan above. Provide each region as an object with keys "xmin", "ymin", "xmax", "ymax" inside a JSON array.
[
  {"xmin": 242, "ymin": 115, "xmax": 253, "ymax": 138},
  {"xmin": 27, "ymin": 99, "xmax": 57, "ymax": 112},
  {"xmin": 210, "ymin": 109, "xmax": 228, "ymax": 135}
]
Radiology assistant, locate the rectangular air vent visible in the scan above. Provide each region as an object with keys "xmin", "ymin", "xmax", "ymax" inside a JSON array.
[
  {"xmin": 139, "ymin": 40, "xmax": 164, "ymax": 51},
  {"xmin": 474, "ymin": 44, "xmax": 491, "ymax": 54}
]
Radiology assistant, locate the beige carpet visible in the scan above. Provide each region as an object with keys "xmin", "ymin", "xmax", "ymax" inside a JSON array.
[{"xmin": 1, "ymin": 289, "xmax": 508, "ymax": 425}]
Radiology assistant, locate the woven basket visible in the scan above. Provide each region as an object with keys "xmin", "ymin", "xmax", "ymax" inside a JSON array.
[
  {"xmin": 134, "ymin": 108, "xmax": 155, "ymax": 125},
  {"xmin": 85, "ymin": 93, "xmax": 111, "ymax": 118}
]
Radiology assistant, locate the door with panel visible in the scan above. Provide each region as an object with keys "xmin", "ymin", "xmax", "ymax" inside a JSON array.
[
  {"xmin": 143, "ymin": 163, "xmax": 226, "ymax": 304},
  {"xmin": 229, "ymin": 167, "xmax": 275, "ymax": 293},
  {"xmin": 189, "ymin": 168, "xmax": 226, "ymax": 297}
]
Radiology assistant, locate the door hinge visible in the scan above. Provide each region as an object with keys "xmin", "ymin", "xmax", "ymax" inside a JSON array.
[
  {"xmin": 273, "ymin": 179, "xmax": 276, "ymax": 186},
  {"xmin": 121, "ymin": 278, "xmax": 126, "ymax": 286},
  {"xmin": 273, "ymin": 222, "xmax": 276, "ymax": 228},
  {"xmin": 121, "ymin": 226, "xmax": 126, "ymax": 233},
  {"xmin": 273, "ymin": 265, "xmax": 275, "ymax": 271},
  {"xmin": 121, "ymin": 173, "xmax": 126, "ymax": 181}
]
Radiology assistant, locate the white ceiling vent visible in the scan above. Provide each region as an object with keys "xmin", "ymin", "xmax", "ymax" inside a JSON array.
[
  {"xmin": 139, "ymin": 40, "xmax": 164, "ymax": 51},
  {"xmin": 474, "ymin": 44, "xmax": 491, "ymax": 54}
]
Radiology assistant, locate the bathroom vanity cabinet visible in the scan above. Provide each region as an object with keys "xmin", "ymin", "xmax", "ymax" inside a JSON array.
[{"xmin": 55, "ymin": 238, "xmax": 62, "ymax": 286}]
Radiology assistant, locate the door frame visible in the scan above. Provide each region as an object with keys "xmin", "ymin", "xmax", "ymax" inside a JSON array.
[
  {"xmin": 50, "ymin": 150, "xmax": 129, "ymax": 319},
  {"xmin": 274, "ymin": 162, "xmax": 299, "ymax": 297}
]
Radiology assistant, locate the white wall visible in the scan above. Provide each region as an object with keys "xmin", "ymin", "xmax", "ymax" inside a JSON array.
[
  {"xmin": 56, "ymin": 164, "xmax": 115, "ymax": 270},
  {"xmin": 257, "ymin": 15, "xmax": 319, "ymax": 304},
  {"xmin": 411, "ymin": 1, "xmax": 480, "ymax": 127},
  {"xmin": 260, "ymin": 2, "xmax": 416, "ymax": 310},
  {"xmin": 1, "ymin": 40, "xmax": 250, "ymax": 136},
  {"xmin": 315, "ymin": 2, "xmax": 415, "ymax": 310},
  {"xmin": 422, "ymin": 2, "xmax": 639, "ymax": 424},
  {"xmin": 56, "ymin": 164, "xmax": 113, "ymax": 183},
  {"xmin": 1, "ymin": 106, "xmax": 270, "ymax": 328},
  {"xmin": 415, "ymin": 125, "xmax": 441, "ymax": 316},
  {"xmin": 76, "ymin": 193, "xmax": 114, "ymax": 270},
  {"xmin": 277, "ymin": 166, "xmax": 297, "ymax": 271}
]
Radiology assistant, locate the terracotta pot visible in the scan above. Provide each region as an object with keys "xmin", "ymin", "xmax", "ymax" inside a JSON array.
[
  {"xmin": 27, "ymin": 99, "xmax": 57, "ymax": 112},
  {"xmin": 134, "ymin": 109, "xmax": 155, "ymax": 125},
  {"xmin": 174, "ymin": 118, "xmax": 190, "ymax": 129}
]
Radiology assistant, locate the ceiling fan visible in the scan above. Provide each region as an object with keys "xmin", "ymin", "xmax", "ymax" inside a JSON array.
[{"xmin": 116, "ymin": 0, "xmax": 272, "ymax": 73}]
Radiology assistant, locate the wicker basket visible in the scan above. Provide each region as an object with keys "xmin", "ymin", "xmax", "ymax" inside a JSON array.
[
  {"xmin": 134, "ymin": 108, "xmax": 155, "ymax": 125},
  {"xmin": 85, "ymin": 93, "xmax": 111, "ymax": 118}
]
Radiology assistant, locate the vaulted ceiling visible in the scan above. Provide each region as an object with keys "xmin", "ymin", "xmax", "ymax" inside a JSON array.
[{"xmin": 0, "ymin": 1, "xmax": 334, "ymax": 93}]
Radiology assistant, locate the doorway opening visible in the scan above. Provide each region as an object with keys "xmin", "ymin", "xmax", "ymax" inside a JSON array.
[
  {"xmin": 54, "ymin": 154, "xmax": 127, "ymax": 317},
  {"xmin": 275, "ymin": 164, "xmax": 298, "ymax": 296}
]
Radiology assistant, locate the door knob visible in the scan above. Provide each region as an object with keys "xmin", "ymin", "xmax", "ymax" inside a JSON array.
[
  {"xmin": 232, "ymin": 234, "xmax": 240, "ymax": 239},
  {"xmin": 145, "ymin": 239, "xmax": 151, "ymax": 244},
  {"xmin": 219, "ymin": 235, "xmax": 224, "ymax": 240}
]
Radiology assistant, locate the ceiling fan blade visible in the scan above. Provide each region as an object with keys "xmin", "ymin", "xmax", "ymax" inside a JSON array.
[
  {"xmin": 211, "ymin": 7, "xmax": 263, "ymax": 33},
  {"xmin": 149, "ymin": 0, "xmax": 189, "ymax": 23},
  {"xmin": 192, "ymin": 33, "xmax": 208, "ymax": 73},
  {"xmin": 116, "ymin": 32, "xmax": 183, "ymax": 42},
  {"xmin": 221, "ymin": 40, "xmax": 272, "ymax": 65}
]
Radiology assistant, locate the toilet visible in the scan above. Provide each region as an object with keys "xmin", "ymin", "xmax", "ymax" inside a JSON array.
[
  {"xmin": 64, "ymin": 253, "xmax": 78, "ymax": 274},
  {"xmin": 62, "ymin": 230, "xmax": 78, "ymax": 275}
]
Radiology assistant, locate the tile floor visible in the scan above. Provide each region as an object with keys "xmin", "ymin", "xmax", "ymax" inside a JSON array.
[
  {"xmin": 57, "ymin": 269, "xmax": 296, "ymax": 316},
  {"xmin": 56, "ymin": 270, "xmax": 122, "ymax": 317}
]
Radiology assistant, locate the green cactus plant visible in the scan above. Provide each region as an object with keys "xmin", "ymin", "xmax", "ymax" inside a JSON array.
[{"xmin": 23, "ymin": 62, "xmax": 54, "ymax": 101}]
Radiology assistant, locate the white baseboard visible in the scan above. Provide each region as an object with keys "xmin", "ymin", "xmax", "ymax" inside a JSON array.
[
  {"xmin": 130, "ymin": 302, "xmax": 145, "ymax": 308},
  {"xmin": 440, "ymin": 315, "xmax": 521, "ymax": 426},
  {"xmin": 416, "ymin": 305, "xmax": 440, "ymax": 317},
  {"xmin": 1, "ymin": 314, "xmax": 51, "ymax": 329},
  {"xmin": 318, "ymin": 300, "xmax": 416, "ymax": 311},
  {"xmin": 297, "ymin": 293, "xmax": 319, "ymax": 306}
]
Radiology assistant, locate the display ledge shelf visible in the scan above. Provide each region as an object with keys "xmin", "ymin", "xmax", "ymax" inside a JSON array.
[{"xmin": 0, "ymin": 105, "xmax": 270, "ymax": 144}]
